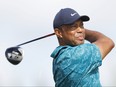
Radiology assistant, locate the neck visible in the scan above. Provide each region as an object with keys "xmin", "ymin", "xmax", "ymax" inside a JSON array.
[{"xmin": 57, "ymin": 37, "xmax": 66, "ymax": 46}]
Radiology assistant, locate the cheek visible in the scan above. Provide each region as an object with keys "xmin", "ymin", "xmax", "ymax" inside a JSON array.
[
  {"xmin": 62, "ymin": 32, "xmax": 74, "ymax": 42},
  {"xmin": 83, "ymin": 30, "xmax": 85, "ymax": 38}
]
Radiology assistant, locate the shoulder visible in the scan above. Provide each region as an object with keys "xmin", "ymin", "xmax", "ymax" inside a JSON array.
[
  {"xmin": 68, "ymin": 43, "xmax": 100, "ymax": 53},
  {"xmin": 66, "ymin": 43, "xmax": 102, "ymax": 60}
]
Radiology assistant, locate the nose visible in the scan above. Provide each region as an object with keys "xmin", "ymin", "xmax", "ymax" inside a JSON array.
[{"xmin": 77, "ymin": 27, "xmax": 83, "ymax": 33}]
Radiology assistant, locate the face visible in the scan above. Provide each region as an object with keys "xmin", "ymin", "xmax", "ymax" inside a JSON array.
[{"xmin": 55, "ymin": 20, "xmax": 85, "ymax": 46}]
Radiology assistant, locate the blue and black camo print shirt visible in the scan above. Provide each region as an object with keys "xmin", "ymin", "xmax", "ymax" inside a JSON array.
[{"xmin": 51, "ymin": 43, "xmax": 102, "ymax": 87}]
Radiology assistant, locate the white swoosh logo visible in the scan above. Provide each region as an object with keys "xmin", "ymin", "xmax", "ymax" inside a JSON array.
[{"xmin": 71, "ymin": 13, "xmax": 77, "ymax": 16}]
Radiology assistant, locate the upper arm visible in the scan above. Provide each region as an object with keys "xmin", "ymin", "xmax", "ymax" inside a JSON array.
[{"xmin": 93, "ymin": 37, "xmax": 115, "ymax": 60}]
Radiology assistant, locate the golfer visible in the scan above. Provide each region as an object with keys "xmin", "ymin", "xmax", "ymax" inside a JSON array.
[{"xmin": 51, "ymin": 8, "xmax": 115, "ymax": 87}]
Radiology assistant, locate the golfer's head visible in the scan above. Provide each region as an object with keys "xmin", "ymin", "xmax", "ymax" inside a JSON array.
[{"xmin": 53, "ymin": 8, "xmax": 90, "ymax": 46}]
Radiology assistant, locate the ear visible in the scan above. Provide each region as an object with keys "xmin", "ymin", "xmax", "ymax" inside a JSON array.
[{"xmin": 54, "ymin": 28, "xmax": 63, "ymax": 38}]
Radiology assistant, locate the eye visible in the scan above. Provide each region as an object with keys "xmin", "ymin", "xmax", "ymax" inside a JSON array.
[
  {"xmin": 68, "ymin": 23, "xmax": 78, "ymax": 30},
  {"xmin": 80, "ymin": 23, "xmax": 84, "ymax": 28}
]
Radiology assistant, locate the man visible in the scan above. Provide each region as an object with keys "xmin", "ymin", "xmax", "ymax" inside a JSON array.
[{"xmin": 51, "ymin": 8, "xmax": 115, "ymax": 87}]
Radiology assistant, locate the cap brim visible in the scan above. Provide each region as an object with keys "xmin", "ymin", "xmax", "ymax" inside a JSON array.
[
  {"xmin": 64, "ymin": 15, "xmax": 90, "ymax": 25},
  {"xmin": 80, "ymin": 15, "xmax": 90, "ymax": 22}
]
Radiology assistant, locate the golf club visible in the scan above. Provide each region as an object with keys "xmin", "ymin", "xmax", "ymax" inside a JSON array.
[{"xmin": 5, "ymin": 33, "xmax": 55, "ymax": 65}]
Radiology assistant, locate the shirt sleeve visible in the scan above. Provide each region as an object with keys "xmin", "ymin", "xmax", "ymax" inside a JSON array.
[{"xmin": 69, "ymin": 43, "xmax": 102, "ymax": 75}]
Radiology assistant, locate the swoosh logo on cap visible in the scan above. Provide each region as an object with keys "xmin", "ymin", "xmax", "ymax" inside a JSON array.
[{"xmin": 71, "ymin": 13, "xmax": 77, "ymax": 16}]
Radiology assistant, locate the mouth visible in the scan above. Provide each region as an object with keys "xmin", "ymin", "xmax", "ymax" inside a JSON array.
[
  {"xmin": 78, "ymin": 36, "xmax": 84, "ymax": 41},
  {"xmin": 74, "ymin": 34, "xmax": 85, "ymax": 45},
  {"xmin": 75, "ymin": 33, "xmax": 85, "ymax": 40}
]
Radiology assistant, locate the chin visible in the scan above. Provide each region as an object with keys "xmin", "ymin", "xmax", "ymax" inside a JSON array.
[
  {"xmin": 76, "ymin": 41, "xmax": 84, "ymax": 45},
  {"xmin": 68, "ymin": 40, "xmax": 85, "ymax": 46},
  {"xmin": 71, "ymin": 43, "xmax": 83, "ymax": 46}
]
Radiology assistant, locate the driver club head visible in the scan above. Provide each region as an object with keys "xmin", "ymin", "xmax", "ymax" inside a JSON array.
[{"xmin": 5, "ymin": 46, "xmax": 23, "ymax": 65}]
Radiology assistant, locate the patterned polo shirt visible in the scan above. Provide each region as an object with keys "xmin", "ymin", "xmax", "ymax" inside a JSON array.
[{"xmin": 51, "ymin": 43, "xmax": 102, "ymax": 87}]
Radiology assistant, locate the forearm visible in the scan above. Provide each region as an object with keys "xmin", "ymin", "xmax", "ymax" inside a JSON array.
[
  {"xmin": 85, "ymin": 29, "xmax": 107, "ymax": 43},
  {"xmin": 85, "ymin": 29, "xmax": 115, "ymax": 59}
]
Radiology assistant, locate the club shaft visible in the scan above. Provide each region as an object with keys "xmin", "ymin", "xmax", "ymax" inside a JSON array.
[{"xmin": 17, "ymin": 33, "xmax": 55, "ymax": 47}]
